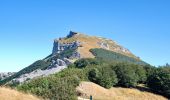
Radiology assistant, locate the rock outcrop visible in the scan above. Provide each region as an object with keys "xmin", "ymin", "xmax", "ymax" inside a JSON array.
[
  {"xmin": 0, "ymin": 72, "xmax": 15, "ymax": 81},
  {"xmin": 66, "ymin": 31, "xmax": 79, "ymax": 38},
  {"xmin": 13, "ymin": 59, "xmax": 67, "ymax": 83},
  {"xmin": 52, "ymin": 40, "xmax": 81, "ymax": 54}
]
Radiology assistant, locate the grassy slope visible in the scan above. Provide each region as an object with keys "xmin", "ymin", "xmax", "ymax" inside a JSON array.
[
  {"xmin": 0, "ymin": 87, "xmax": 40, "ymax": 100},
  {"xmin": 77, "ymin": 82, "xmax": 167, "ymax": 100},
  {"xmin": 90, "ymin": 48, "xmax": 147, "ymax": 65}
]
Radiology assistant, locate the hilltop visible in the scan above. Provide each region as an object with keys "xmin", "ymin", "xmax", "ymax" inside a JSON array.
[{"xmin": 0, "ymin": 31, "xmax": 146, "ymax": 85}]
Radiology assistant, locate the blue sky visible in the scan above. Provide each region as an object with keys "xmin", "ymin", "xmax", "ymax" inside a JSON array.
[{"xmin": 0, "ymin": 0, "xmax": 170, "ymax": 72}]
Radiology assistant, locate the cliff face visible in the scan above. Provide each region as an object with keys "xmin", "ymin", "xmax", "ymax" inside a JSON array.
[{"xmin": 52, "ymin": 40, "xmax": 81, "ymax": 54}]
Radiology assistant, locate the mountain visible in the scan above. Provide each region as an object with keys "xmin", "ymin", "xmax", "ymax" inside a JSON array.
[
  {"xmin": 1, "ymin": 31, "xmax": 168, "ymax": 100},
  {"xmin": 0, "ymin": 31, "xmax": 146, "ymax": 85}
]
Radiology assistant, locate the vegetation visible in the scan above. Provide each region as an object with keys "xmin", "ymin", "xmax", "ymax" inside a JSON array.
[
  {"xmin": 74, "ymin": 58, "xmax": 100, "ymax": 68},
  {"xmin": 147, "ymin": 66, "xmax": 170, "ymax": 98},
  {"xmin": 73, "ymin": 59, "xmax": 147, "ymax": 88},
  {"xmin": 17, "ymin": 68, "xmax": 86, "ymax": 100},
  {"xmin": 113, "ymin": 63, "xmax": 138, "ymax": 87},
  {"xmin": 1, "ymin": 48, "xmax": 169, "ymax": 99},
  {"xmin": 15, "ymin": 58, "xmax": 170, "ymax": 99},
  {"xmin": 97, "ymin": 67, "xmax": 118, "ymax": 88},
  {"xmin": 90, "ymin": 48, "xmax": 147, "ymax": 65}
]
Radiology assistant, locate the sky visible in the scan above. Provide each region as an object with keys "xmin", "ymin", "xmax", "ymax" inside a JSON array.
[{"xmin": 0, "ymin": 0, "xmax": 170, "ymax": 72}]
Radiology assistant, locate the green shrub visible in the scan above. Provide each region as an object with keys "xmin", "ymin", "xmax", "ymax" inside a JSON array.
[
  {"xmin": 17, "ymin": 68, "xmax": 83, "ymax": 100},
  {"xmin": 88, "ymin": 65, "xmax": 118, "ymax": 89},
  {"xmin": 131, "ymin": 64, "xmax": 147, "ymax": 83},
  {"xmin": 97, "ymin": 67, "xmax": 118, "ymax": 88},
  {"xmin": 147, "ymin": 67, "xmax": 170, "ymax": 97},
  {"xmin": 143, "ymin": 65, "xmax": 156, "ymax": 78},
  {"xmin": 88, "ymin": 68, "xmax": 100, "ymax": 83},
  {"xmin": 74, "ymin": 58, "xmax": 100, "ymax": 68},
  {"xmin": 113, "ymin": 63, "xmax": 138, "ymax": 87}
]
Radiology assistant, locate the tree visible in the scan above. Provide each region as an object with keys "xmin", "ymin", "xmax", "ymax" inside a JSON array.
[
  {"xmin": 98, "ymin": 67, "xmax": 118, "ymax": 88},
  {"xmin": 147, "ymin": 67, "xmax": 170, "ymax": 97},
  {"xmin": 88, "ymin": 68, "xmax": 99, "ymax": 83},
  {"xmin": 74, "ymin": 58, "xmax": 100, "ymax": 68},
  {"xmin": 132, "ymin": 64, "xmax": 147, "ymax": 83},
  {"xmin": 114, "ymin": 63, "xmax": 138, "ymax": 87},
  {"xmin": 88, "ymin": 66, "xmax": 118, "ymax": 89}
]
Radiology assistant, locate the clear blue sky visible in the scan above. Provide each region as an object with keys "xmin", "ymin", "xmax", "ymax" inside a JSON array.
[{"xmin": 0, "ymin": 0, "xmax": 170, "ymax": 72}]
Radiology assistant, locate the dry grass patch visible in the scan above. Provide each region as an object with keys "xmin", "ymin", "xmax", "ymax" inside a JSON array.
[
  {"xmin": 77, "ymin": 82, "xmax": 168, "ymax": 100},
  {"xmin": 0, "ymin": 87, "xmax": 41, "ymax": 100}
]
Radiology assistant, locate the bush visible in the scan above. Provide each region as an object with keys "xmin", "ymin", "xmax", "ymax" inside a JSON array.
[
  {"xmin": 17, "ymin": 68, "xmax": 85, "ymax": 100},
  {"xmin": 143, "ymin": 65, "xmax": 156, "ymax": 78},
  {"xmin": 97, "ymin": 67, "xmax": 118, "ymax": 88},
  {"xmin": 113, "ymin": 63, "xmax": 138, "ymax": 87},
  {"xmin": 74, "ymin": 58, "xmax": 100, "ymax": 68},
  {"xmin": 147, "ymin": 67, "xmax": 170, "ymax": 97},
  {"xmin": 88, "ymin": 68, "xmax": 99, "ymax": 83},
  {"xmin": 88, "ymin": 66, "xmax": 118, "ymax": 89},
  {"xmin": 131, "ymin": 64, "xmax": 147, "ymax": 83}
]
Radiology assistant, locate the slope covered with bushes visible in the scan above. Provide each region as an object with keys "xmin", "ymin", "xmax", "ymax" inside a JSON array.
[{"xmin": 16, "ymin": 58, "xmax": 169, "ymax": 99}]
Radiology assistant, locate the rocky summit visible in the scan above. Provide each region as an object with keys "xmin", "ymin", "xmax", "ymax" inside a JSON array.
[{"xmin": 52, "ymin": 31, "xmax": 137, "ymax": 59}]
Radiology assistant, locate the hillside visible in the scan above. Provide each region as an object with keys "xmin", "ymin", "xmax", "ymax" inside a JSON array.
[
  {"xmin": 0, "ymin": 87, "xmax": 40, "ymax": 100},
  {"xmin": 0, "ymin": 31, "xmax": 146, "ymax": 85},
  {"xmin": 77, "ymin": 82, "xmax": 167, "ymax": 100},
  {"xmin": 16, "ymin": 59, "xmax": 170, "ymax": 100}
]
